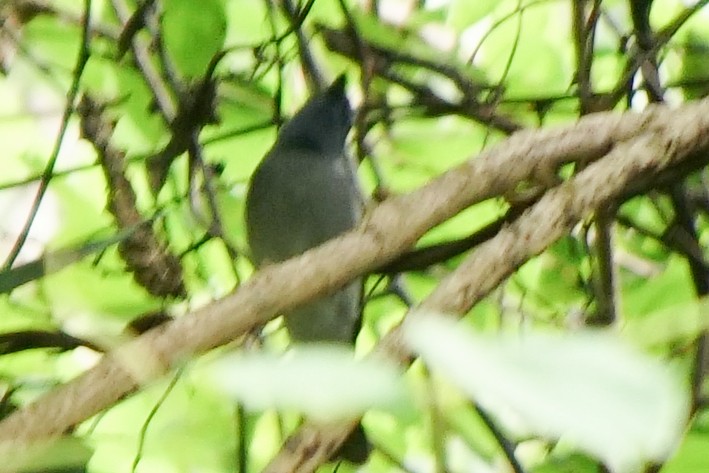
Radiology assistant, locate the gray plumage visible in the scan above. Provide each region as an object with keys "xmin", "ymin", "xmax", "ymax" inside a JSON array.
[{"xmin": 245, "ymin": 76, "xmax": 362, "ymax": 343}]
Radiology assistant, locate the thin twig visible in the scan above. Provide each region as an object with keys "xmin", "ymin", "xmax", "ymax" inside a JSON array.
[
  {"xmin": 2, "ymin": 0, "xmax": 92, "ymax": 270},
  {"xmin": 130, "ymin": 369, "xmax": 183, "ymax": 473},
  {"xmin": 475, "ymin": 405, "xmax": 526, "ymax": 473}
]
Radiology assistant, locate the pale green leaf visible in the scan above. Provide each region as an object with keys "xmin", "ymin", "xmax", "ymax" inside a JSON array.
[
  {"xmin": 206, "ymin": 344, "xmax": 407, "ymax": 421},
  {"xmin": 404, "ymin": 314, "xmax": 689, "ymax": 472}
]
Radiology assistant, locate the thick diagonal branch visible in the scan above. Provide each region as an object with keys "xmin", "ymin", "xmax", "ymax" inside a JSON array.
[{"xmin": 0, "ymin": 100, "xmax": 707, "ymax": 464}]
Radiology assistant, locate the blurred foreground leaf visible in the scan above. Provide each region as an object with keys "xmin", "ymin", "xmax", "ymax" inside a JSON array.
[
  {"xmin": 404, "ymin": 314, "xmax": 690, "ymax": 472},
  {"xmin": 205, "ymin": 344, "xmax": 407, "ymax": 422}
]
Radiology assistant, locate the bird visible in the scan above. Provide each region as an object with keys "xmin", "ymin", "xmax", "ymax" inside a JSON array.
[{"xmin": 244, "ymin": 75, "xmax": 369, "ymax": 462}]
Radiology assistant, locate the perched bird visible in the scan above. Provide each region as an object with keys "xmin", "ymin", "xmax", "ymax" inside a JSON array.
[
  {"xmin": 245, "ymin": 76, "xmax": 362, "ymax": 343},
  {"xmin": 244, "ymin": 75, "xmax": 369, "ymax": 461}
]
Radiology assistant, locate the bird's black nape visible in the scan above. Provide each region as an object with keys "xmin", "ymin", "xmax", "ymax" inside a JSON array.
[{"xmin": 271, "ymin": 73, "xmax": 352, "ymax": 155}]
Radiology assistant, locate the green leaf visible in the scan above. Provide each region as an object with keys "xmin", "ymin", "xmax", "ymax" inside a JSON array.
[
  {"xmin": 162, "ymin": 0, "xmax": 227, "ymax": 79},
  {"xmin": 662, "ymin": 428, "xmax": 709, "ymax": 473},
  {"xmin": 532, "ymin": 452, "xmax": 600, "ymax": 473},
  {"xmin": 624, "ymin": 296, "xmax": 709, "ymax": 347},
  {"xmin": 404, "ymin": 314, "xmax": 689, "ymax": 471},
  {"xmin": 6, "ymin": 436, "xmax": 92, "ymax": 473},
  {"xmin": 678, "ymin": 31, "xmax": 709, "ymax": 100}
]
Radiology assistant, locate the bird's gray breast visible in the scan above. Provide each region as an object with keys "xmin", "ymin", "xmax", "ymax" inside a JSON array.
[
  {"xmin": 245, "ymin": 148, "xmax": 361, "ymax": 266},
  {"xmin": 245, "ymin": 148, "xmax": 363, "ymax": 343}
]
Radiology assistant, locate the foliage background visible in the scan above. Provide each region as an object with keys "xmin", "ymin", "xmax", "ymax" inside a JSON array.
[{"xmin": 0, "ymin": 0, "xmax": 708, "ymax": 472}]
